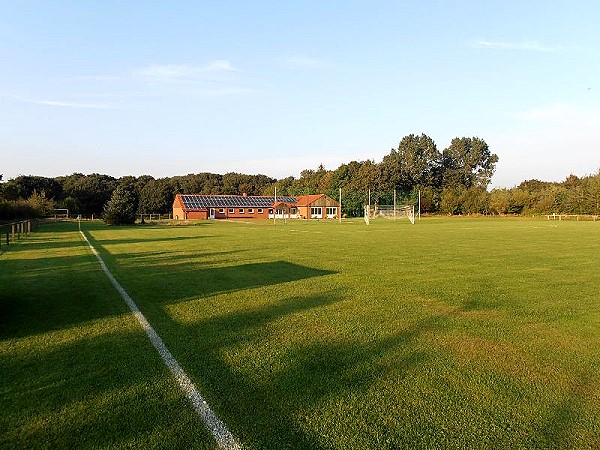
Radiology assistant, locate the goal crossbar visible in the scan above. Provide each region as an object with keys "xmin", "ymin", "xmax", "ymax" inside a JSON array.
[{"xmin": 365, "ymin": 204, "xmax": 415, "ymax": 224}]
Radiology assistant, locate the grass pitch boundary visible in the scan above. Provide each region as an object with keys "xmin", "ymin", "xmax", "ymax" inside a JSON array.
[{"xmin": 79, "ymin": 230, "xmax": 242, "ymax": 450}]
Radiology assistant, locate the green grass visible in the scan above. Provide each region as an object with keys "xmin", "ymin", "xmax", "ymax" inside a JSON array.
[
  {"xmin": 2, "ymin": 217, "xmax": 600, "ymax": 449},
  {"xmin": 0, "ymin": 223, "xmax": 216, "ymax": 449}
]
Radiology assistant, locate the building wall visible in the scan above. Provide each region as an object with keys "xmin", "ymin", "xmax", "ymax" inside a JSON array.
[
  {"xmin": 172, "ymin": 195, "xmax": 186, "ymax": 220},
  {"xmin": 177, "ymin": 206, "xmax": 274, "ymax": 220},
  {"xmin": 173, "ymin": 206, "xmax": 185, "ymax": 220},
  {"xmin": 298, "ymin": 195, "xmax": 340, "ymax": 219},
  {"xmin": 173, "ymin": 194, "xmax": 339, "ymax": 220},
  {"xmin": 217, "ymin": 207, "xmax": 272, "ymax": 219},
  {"xmin": 187, "ymin": 210, "xmax": 209, "ymax": 220}
]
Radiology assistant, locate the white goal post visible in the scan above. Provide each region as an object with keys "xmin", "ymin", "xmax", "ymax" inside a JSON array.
[
  {"xmin": 53, "ymin": 208, "xmax": 69, "ymax": 219},
  {"xmin": 365, "ymin": 204, "xmax": 415, "ymax": 224}
]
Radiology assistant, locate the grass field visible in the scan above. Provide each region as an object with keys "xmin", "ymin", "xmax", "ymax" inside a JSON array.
[{"xmin": 2, "ymin": 217, "xmax": 600, "ymax": 449}]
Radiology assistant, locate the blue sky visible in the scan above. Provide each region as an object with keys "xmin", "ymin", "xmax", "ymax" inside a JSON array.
[{"xmin": 1, "ymin": 0, "xmax": 599, "ymax": 187}]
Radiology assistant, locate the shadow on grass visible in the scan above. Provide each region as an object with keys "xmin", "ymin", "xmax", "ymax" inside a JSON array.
[
  {"xmin": 16, "ymin": 234, "xmax": 212, "ymax": 251},
  {"xmin": 4, "ymin": 221, "xmax": 213, "ymax": 251},
  {"xmin": 147, "ymin": 260, "xmax": 336, "ymax": 306},
  {"xmin": 85, "ymin": 231, "xmax": 336, "ymax": 307},
  {"xmin": 537, "ymin": 370, "xmax": 599, "ymax": 449},
  {"xmin": 87, "ymin": 235, "xmax": 213, "ymax": 247},
  {"xmin": 160, "ymin": 295, "xmax": 440, "ymax": 449},
  {"xmin": 0, "ymin": 329, "xmax": 216, "ymax": 449},
  {"xmin": 0, "ymin": 254, "xmax": 132, "ymax": 339}
]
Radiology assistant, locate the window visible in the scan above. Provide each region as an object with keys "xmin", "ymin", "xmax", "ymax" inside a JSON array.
[
  {"xmin": 258, "ymin": 208, "xmax": 263, "ymax": 214},
  {"xmin": 239, "ymin": 208, "xmax": 245, "ymax": 213},
  {"xmin": 248, "ymin": 208, "xmax": 254, "ymax": 213},
  {"xmin": 268, "ymin": 209, "xmax": 273, "ymax": 214},
  {"xmin": 290, "ymin": 208, "xmax": 297, "ymax": 214},
  {"xmin": 228, "ymin": 208, "xmax": 234, "ymax": 214},
  {"xmin": 311, "ymin": 207, "xmax": 322, "ymax": 218},
  {"xmin": 326, "ymin": 207, "xmax": 337, "ymax": 217},
  {"xmin": 219, "ymin": 208, "xmax": 225, "ymax": 214}
]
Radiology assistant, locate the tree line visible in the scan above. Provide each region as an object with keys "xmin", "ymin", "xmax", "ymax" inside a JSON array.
[{"xmin": 2, "ymin": 134, "xmax": 599, "ymax": 221}]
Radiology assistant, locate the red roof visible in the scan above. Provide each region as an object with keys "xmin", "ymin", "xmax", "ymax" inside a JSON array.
[{"xmin": 295, "ymin": 194, "xmax": 325, "ymax": 207}]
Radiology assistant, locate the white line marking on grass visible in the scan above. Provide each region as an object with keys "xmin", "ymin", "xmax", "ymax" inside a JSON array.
[{"xmin": 79, "ymin": 231, "xmax": 242, "ymax": 450}]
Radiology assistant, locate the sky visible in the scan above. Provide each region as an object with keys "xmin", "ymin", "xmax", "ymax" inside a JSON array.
[{"xmin": 1, "ymin": 0, "xmax": 599, "ymax": 188}]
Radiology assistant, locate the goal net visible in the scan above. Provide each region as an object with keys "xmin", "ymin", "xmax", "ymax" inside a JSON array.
[
  {"xmin": 53, "ymin": 208, "xmax": 69, "ymax": 219},
  {"xmin": 365, "ymin": 204, "xmax": 415, "ymax": 224}
]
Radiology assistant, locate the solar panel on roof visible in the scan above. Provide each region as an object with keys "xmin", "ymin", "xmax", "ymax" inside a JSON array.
[{"xmin": 180, "ymin": 194, "xmax": 298, "ymax": 210}]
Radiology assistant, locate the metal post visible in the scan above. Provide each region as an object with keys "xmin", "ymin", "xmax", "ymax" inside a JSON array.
[
  {"xmin": 418, "ymin": 189, "xmax": 421, "ymax": 221},
  {"xmin": 339, "ymin": 188, "xmax": 342, "ymax": 224},
  {"xmin": 393, "ymin": 189, "xmax": 397, "ymax": 221}
]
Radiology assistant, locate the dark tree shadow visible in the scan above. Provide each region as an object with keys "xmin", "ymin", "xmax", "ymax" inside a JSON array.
[
  {"xmin": 536, "ymin": 370, "xmax": 600, "ymax": 449},
  {"xmin": 85, "ymin": 231, "xmax": 336, "ymax": 307},
  {"xmin": 0, "ymin": 254, "xmax": 130, "ymax": 339},
  {"xmin": 0, "ymin": 329, "xmax": 217, "ymax": 449},
  {"xmin": 145, "ymin": 290, "xmax": 443, "ymax": 449}
]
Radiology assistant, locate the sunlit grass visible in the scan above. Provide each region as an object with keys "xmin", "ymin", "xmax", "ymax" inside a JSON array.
[
  {"xmin": 0, "ymin": 222, "xmax": 216, "ymax": 449},
  {"xmin": 2, "ymin": 217, "xmax": 600, "ymax": 448}
]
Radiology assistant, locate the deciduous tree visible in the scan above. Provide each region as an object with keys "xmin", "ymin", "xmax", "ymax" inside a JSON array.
[
  {"xmin": 442, "ymin": 137, "xmax": 498, "ymax": 189},
  {"xmin": 380, "ymin": 134, "xmax": 442, "ymax": 191}
]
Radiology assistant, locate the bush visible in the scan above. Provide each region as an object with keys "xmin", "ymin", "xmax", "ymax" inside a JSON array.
[
  {"xmin": 103, "ymin": 185, "xmax": 139, "ymax": 225},
  {"xmin": 0, "ymin": 199, "xmax": 38, "ymax": 220}
]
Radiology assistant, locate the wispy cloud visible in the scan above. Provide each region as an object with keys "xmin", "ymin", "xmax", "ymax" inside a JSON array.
[
  {"xmin": 7, "ymin": 60, "xmax": 248, "ymax": 109},
  {"xmin": 285, "ymin": 55, "xmax": 332, "ymax": 69},
  {"xmin": 74, "ymin": 60, "xmax": 239, "ymax": 83},
  {"xmin": 12, "ymin": 96, "xmax": 118, "ymax": 109},
  {"xmin": 132, "ymin": 60, "xmax": 239, "ymax": 82},
  {"xmin": 472, "ymin": 40, "xmax": 566, "ymax": 52}
]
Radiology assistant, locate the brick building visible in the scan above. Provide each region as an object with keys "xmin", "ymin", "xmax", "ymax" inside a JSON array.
[{"xmin": 172, "ymin": 193, "xmax": 340, "ymax": 220}]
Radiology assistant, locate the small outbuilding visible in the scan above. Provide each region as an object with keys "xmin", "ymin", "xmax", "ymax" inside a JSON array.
[{"xmin": 295, "ymin": 194, "xmax": 340, "ymax": 219}]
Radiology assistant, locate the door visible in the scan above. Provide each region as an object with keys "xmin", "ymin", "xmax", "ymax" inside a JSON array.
[{"xmin": 209, "ymin": 208, "xmax": 215, "ymax": 219}]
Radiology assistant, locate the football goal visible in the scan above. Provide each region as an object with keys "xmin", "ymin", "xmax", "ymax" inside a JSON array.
[{"xmin": 365, "ymin": 204, "xmax": 415, "ymax": 224}]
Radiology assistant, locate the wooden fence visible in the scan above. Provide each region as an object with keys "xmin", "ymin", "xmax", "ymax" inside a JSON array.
[
  {"xmin": 138, "ymin": 213, "xmax": 173, "ymax": 222},
  {"xmin": 546, "ymin": 214, "xmax": 599, "ymax": 221},
  {"xmin": 0, "ymin": 219, "xmax": 34, "ymax": 252}
]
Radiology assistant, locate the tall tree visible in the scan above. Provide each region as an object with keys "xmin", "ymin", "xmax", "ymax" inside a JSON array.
[
  {"xmin": 380, "ymin": 134, "xmax": 442, "ymax": 191},
  {"xmin": 138, "ymin": 178, "xmax": 176, "ymax": 214},
  {"xmin": 442, "ymin": 137, "xmax": 498, "ymax": 189},
  {"xmin": 583, "ymin": 170, "xmax": 600, "ymax": 214},
  {"xmin": 293, "ymin": 165, "xmax": 330, "ymax": 194},
  {"xmin": 1, "ymin": 175, "xmax": 62, "ymax": 201},
  {"xmin": 58, "ymin": 173, "xmax": 117, "ymax": 215}
]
